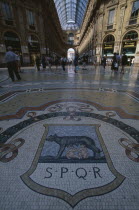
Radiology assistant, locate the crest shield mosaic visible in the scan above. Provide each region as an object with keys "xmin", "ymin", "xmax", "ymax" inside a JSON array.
[{"xmin": 21, "ymin": 124, "xmax": 125, "ymax": 207}]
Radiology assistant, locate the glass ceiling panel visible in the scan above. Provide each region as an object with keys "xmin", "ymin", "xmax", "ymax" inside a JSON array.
[{"xmin": 54, "ymin": 0, "xmax": 89, "ymax": 30}]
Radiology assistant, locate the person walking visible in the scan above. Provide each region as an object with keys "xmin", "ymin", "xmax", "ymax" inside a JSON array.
[
  {"xmin": 121, "ymin": 52, "xmax": 128, "ymax": 74},
  {"xmin": 46, "ymin": 57, "xmax": 52, "ymax": 70},
  {"xmin": 131, "ymin": 57, "xmax": 135, "ymax": 66},
  {"xmin": 82, "ymin": 54, "xmax": 87, "ymax": 70},
  {"xmin": 55, "ymin": 57, "xmax": 59, "ymax": 70},
  {"xmin": 74, "ymin": 53, "xmax": 79, "ymax": 73},
  {"xmin": 101, "ymin": 56, "xmax": 107, "ymax": 70},
  {"xmin": 61, "ymin": 57, "xmax": 66, "ymax": 71},
  {"xmin": 15, "ymin": 51, "xmax": 22, "ymax": 73},
  {"xmin": 41, "ymin": 55, "xmax": 46, "ymax": 70},
  {"xmin": 35, "ymin": 56, "xmax": 41, "ymax": 71},
  {"xmin": 116, "ymin": 53, "xmax": 121, "ymax": 67},
  {"xmin": 5, "ymin": 46, "xmax": 21, "ymax": 82},
  {"xmin": 111, "ymin": 53, "xmax": 118, "ymax": 72},
  {"xmin": 93, "ymin": 56, "xmax": 97, "ymax": 67}
]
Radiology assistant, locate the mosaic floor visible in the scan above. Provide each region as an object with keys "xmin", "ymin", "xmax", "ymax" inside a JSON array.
[{"xmin": 0, "ymin": 65, "xmax": 139, "ymax": 210}]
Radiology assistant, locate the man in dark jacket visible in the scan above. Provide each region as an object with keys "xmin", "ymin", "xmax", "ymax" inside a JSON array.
[
  {"xmin": 111, "ymin": 53, "xmax": 118, "ymax": 71},
  {"xmin": 41, "ymin": 56, "xmax": 46, "ymax": 70},
  {"xmin": 5, "ymin": 46, "xmax": 21, "ymax": 82},
  {"xmin": 35, "ymin": 56, "xmax": 41, "ymax": 71},
  {"xmin": 121, "ymin": 52, "xmax": 128, "ymax": 74},
  {"xmin": 74, "ymin": 54, "xmax": 79, "ymax": 73},
  {"xmin": 61, "ymin": 57, "xmax": 67, "ymax": 71},
  {"xmin": 102, "ymin": 56, "xmax": 107, "ymax": 69}
]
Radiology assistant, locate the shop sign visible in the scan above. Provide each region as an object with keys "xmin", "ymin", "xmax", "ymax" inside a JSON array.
[
  {"xmin": 103, "ymin": 43, "xmax": 113, "ymax": 49},
  {"xmin": 123, "ymin": 41, "xmax": 136, "ymax": 48}
]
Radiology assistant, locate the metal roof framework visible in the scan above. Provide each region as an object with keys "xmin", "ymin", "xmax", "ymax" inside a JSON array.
[{"xmin": 54, "ymin": 0, "xmax": 88, "ymax": 30}]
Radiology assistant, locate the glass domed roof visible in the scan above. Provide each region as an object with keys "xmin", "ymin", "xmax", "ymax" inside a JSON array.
[{"xmin": 54, "ymin": 0, "xmax": 89, "ymax": 31}]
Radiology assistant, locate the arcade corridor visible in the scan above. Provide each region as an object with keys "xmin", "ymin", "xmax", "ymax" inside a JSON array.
[{"xmin": 0, "ymin": 0, "xmax": 139, "ymax": 210}]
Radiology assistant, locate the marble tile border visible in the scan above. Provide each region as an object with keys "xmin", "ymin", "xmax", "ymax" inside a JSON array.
[
  {"xmin": 0, "ymin": 88, "xmax": 139, "ymax": 102},
  {"xmin": 0, "ymin": 111, "xmax": 139, "ymax": 145},
  {"xmin": 0, "ymin": 98, "xmax": 139, "ymax": 120}
]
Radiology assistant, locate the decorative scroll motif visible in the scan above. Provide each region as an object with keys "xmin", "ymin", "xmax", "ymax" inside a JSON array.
[
  {"xmin": 0, "ymin": 138, "xmax": 25, "ymax": 163},
  {"xmin": 106, "ymin": 112, "xmax": 116, "ymax": 118},
  {"xmin": 27, "ymin": 112, "xmax": 38, "ymax": 121},
  {"xmin": 78, "ymin": 104, "xmax": 93, "ymax": 112},
  {"xmin": 119, "ymin": 138, "xmax": 139, "ymax": 162},
  {"xmin": 48, "ymin": 103, "xmax": 93, "ymax": 121},
  {"xmin": 47, "ymin": 104, "xmax": 63, "ymax": 112},
  {"xmin": 64, "ymin": 106, "xmax": 81, "ymax": 121},
  {"xmin": 103, "ymin": 112, "xmax": 116, "ymax": 120}
]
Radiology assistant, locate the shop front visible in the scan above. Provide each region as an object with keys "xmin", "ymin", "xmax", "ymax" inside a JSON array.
[
  {"xmin": 102, "ymin": 35, "xmax": 115, "ymax": 64},
  {"xmin": 121, "ymin": 31, "xmax": 138, "ymax": 65},
  {"xmin": 4, "ymin": 31, "xmax": 21, "ymax": 52}
]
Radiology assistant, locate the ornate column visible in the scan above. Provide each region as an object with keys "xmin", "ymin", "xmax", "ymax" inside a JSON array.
[
  {"xmin": 96, "ymin": 14, "xmax": 104, "ymax": 63},
  {"xmin": 116, "ymin": 5, "xmax": 127, "ymax": 54},
  {"xmin": 134, "ymin": 41, "xmax": 139, "ymax": 66}
]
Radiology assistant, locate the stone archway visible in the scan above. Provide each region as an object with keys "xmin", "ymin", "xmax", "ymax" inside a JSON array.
[{"xmin": 67, "ymin": 48, "xmax": 75, "ymax": 63}]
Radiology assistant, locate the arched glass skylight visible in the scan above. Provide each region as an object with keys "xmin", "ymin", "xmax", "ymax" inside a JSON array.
[{"xmin": 54, "ymin": 0, "xmax": 88, "ymax": 30}]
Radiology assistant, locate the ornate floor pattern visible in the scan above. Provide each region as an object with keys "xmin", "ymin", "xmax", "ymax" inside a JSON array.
[{"xmin": 0, "ymin": 66, "xmax": 139, "ymax": 210}]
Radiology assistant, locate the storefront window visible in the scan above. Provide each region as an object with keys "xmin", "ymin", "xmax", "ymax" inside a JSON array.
[
  {"xmin": 2, "ymin": 2, "xmax": 13, "ymax": 25},
  {"xmin": 107, "ymin": 9, "xmax": 115, "ymax": 30},
  {"xmin": 103, "ymin": 35, "xmax": 115, "ymax": 57},
  {"xmin": 4, "ymin": 31, "xmax": 21, "ymax": 52},
  {"xmin": 122, "ymin": 31, "xmax": 138, "ymax": 56},
  {"xmin": 129, "ymin": 0, "xmax": 139, "ymax": 25}
]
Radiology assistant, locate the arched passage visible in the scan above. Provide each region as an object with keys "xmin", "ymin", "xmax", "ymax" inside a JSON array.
[
  {"xmin": 67, "ymin": 48, "xmax": 75, "ymax": 62},
  {"xmin": 121, "ymin": 31, "xmax": 138, "ymax": 58},
  {"xmin": 28, "ymin": 35, "xmax": 40, "ymax": 65},
  {"xmin": 103, "ymin": 35, "xmax": 115, "ymax": 58}
]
